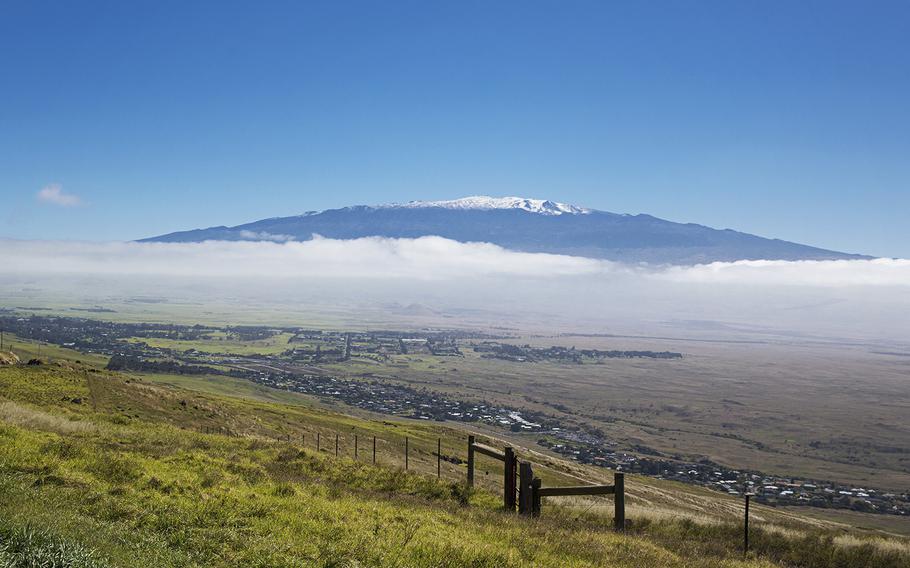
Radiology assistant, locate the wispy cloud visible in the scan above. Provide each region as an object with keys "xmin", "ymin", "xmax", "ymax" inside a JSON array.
[
  {"xmin": 238, "ymin": 230, "xmax": 296, "ymax": 242},
  {"xmin": 36, "ymin": 184, "xmax": 81, "ymax": 207}
]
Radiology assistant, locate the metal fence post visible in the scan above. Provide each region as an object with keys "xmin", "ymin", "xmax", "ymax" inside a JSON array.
[
  {"xmin": 437, "ymin": 438, "xmax": 441, "ymax": 478},
  {"xmin": 317, "ymin": 432, "xmax": 320, "ymax": 452},
  {"xmin": 335, "ymin": 434, "xmax": 339, "ymax": 457},
  {"xmin": 372, "ymin": 436, "xmax": 376, "ymax": 464},
  {"xmin": 405, "ymin": 437, "xmax": 409, "ymax": 470}
]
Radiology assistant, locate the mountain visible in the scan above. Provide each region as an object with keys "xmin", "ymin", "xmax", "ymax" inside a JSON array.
[{"xmin": 141, "ymin": 196, "xmax": 869, "ymax": 264}]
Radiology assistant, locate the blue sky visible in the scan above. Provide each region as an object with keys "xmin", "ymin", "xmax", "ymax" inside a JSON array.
[{"xmin": 1, "ymin": 1, "xmax": 908, "ymax": 257}]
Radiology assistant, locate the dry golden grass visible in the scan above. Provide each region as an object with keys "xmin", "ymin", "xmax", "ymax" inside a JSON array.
[
  {"xmin": 0, "ymin": 351, "xmax": 20, "ymax": 365},
  {"xmin": 0, "ymin": 400, "xmax": 96, "ymax": 434},
  {"xmin": 833, "ymin": 534, "xmax": 910, "ymax": 555}
]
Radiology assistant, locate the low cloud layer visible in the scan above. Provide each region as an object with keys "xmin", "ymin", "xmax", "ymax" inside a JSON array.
[
  {"xmin": 1, "ymin": 236, "xmax": 906, "ymax": 285},
  {"xmin": 0, "ymin": 236, "xmax": 606, "ymax": 279},
  {"xmin": 658, "ymin": 258, "xmax": 910, "ymax": 287},
  {"xmin": 36, "ymin": 184, "xmax": 81, "ymax": 207},
  {"xmin": 1, "ymin": 236, "xmax": 908, "ymax": 342}
]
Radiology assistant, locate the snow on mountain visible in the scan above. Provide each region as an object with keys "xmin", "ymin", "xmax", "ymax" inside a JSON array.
[{"xmin": 386, "ymin": 196, "xmax": 591, "ymax": 216}]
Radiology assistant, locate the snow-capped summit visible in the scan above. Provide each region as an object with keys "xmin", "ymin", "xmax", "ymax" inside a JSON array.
[{"xmin": 391, "ymin": 196, "xmax": 591, "ymax": 216}]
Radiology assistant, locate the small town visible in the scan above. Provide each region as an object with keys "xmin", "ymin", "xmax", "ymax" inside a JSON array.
[{"xmin": 536, "ymin": 433, "xmax": 910, "ymax": 517}]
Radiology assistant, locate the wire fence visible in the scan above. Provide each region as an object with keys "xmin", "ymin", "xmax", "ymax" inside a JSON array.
[
  {"xmin": 200, "ymin": 423, "xmax": 480, "ymax": 483},
  {"xmin": 200, "ymin": 423, "xmax": 629, "ymax": 525}
]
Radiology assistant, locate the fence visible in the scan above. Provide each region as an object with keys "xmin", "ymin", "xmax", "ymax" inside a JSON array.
[
  {"xmin": 202, "ymin": 424, "xmax": 448, "ymax": 477},
  {"xmin": 467, "ymin": 435, "xmax": 625, "ymax": 530},
  {"xmin": 200, "ymin": 424, "xmax": 774, "ymax": 551},
  {"xmin": 467, "ymin": 435, "xmax": 518, "ymax": 509},
  {"xmin": 202, "ymin": 424, "xmax": 626, "ymax": 529}
]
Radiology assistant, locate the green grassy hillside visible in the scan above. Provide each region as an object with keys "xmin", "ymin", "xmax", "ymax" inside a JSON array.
[{"xmin": 0, "ymin": 361, "xmax": 908, "ymax": 567}]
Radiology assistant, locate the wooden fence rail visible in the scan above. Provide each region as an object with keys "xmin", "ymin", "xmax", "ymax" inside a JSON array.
[
  {"xmin": 537, "ymin": 485, "xmax": 616, "ymax": 497},
  {"xmin": 470, "ymin": 436, "xmax": 625, "ymax": 530},
  {"xmin": 524, "ymin": 463, "xmax": 624, "ymax": 531},
  {"xmin": 467, "ymin": 435, "xmax": 517, "ymax": 510}
]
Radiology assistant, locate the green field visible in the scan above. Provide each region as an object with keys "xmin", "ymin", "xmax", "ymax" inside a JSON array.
[
  {"xmin": 0, "ymin": 334, "xmax": 109, "ymax": 368},
  {"xmin": 126, "ymin": 331, "xmax": 297, "ymax": 356},
  {"xmin": 2, "ymin": 345, "xmax": 910, "ymax": 567}
]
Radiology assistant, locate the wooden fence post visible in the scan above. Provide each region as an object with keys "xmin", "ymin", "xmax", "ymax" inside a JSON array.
[
  {"xmin": 614, "ymin": 472, "xmax": 625, "ymax": 532},
  {"xmin": 744, "ymin": 493, "xmax": 751, "ymax": 556},
  {"xmin": 467, "ymin": 435, "xmax": 475, "ymax": 487},
  {"xmin": 372, "ymin": 436, "xmax": 377, "ymax": 464},
  {"xmin": 405, "ymin": 437, "xmax": 409, "ymax": 470},
  {"xmin": 437, "ymin": 438, "xmax": 441, "ymax": 478},
  {"xmin": 504, "ymin": 447, "xmax": 517, "ymax": 511},
  {"xmin": 519, "ymin": 461, "xmax": 534, "ymax": 515}
]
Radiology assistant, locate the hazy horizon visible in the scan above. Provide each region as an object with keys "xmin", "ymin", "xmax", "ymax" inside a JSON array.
[{"xmin": 3, "ymin": 237, "xmax": 908, "ymax": 348}]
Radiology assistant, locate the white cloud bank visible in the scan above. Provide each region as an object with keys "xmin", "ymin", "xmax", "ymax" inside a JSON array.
[
  {"xmin": 0, "ymin": 236, "xmax": 906, "ymax": 286},
  {"xmin": 658, "ymin": 258, "xmax": 910, "ymax": 287},
  {"xmin": 0, "ymin": 236, "xmax": 907, "ymax": 341},
  {"xmin": 36, "ymin": 184, "xmax": 81, "ymax": 207},
  {"xmin": 0, "ymin": 236, "xmax": 607, "ymax": 280}
]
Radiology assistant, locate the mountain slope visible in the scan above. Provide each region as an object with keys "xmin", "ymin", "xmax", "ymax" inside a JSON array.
[
  {"xmin": 141, "ymin": 196, "xmax": 868, "ymax": 264},
  {"xmin": 2, "ymin": 361, "xmax": 908, "ymax": 567}
]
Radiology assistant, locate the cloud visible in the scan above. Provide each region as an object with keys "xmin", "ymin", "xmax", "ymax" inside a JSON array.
[
  {"xmin": 0, "ymin": 236, "xmax": 605, "ymax": 279},
  {"xmin": 0, "ymin": 236, "xmax": 907, "ymax": 285},
  {"xmin": 656, "ymin": 258, "xmax": 910, "ymax": 287},
  {"xmin": 36, "ymin": 184, "xmax": 81, "ymax": 207},
  {"xmin": 0, "ymin": 236, "xmax": 907, "ymax": 341},
  {"xmin": 238, "ymin": 230, "xmax": 296, "ymax": 242}
]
